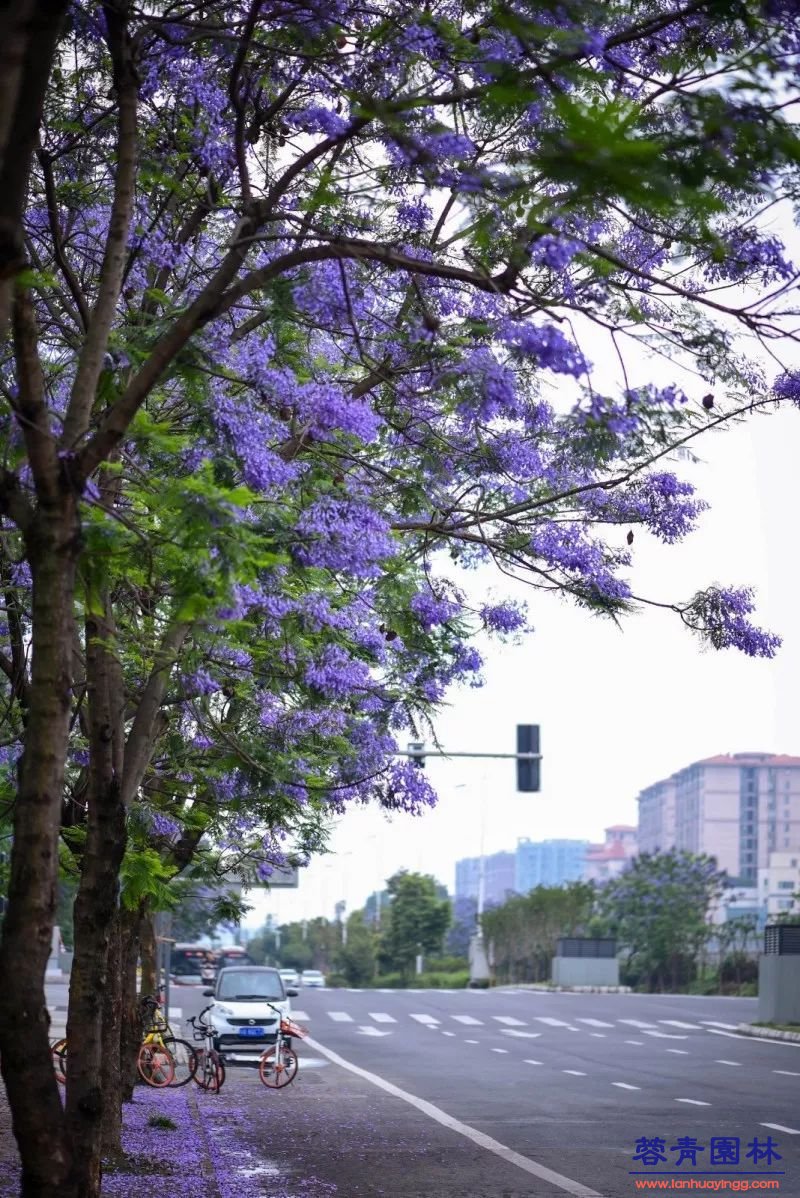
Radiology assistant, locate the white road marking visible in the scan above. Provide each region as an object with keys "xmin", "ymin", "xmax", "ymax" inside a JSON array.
[
  {"xmin": 774, "ymin": 1070, "xmax": 800, "ymax": 1076},
  {"xmin": 624, "ymin": 1040, "xmax": 644, "ymax": 1046},
  {"xmin": 761, "ymin": 1123, "xmax": 800, "ymax": 1135},
  {"xmin": 715, "ymin": 1060, "xmax": 741, "ymax": 1066},
  {"xmin": 611, "ymin": 1083, "xmax": 640, "ymax": 1090},
  {"xmin": 327, "ymin": 1011, "xmax": 354, "ymax": 1022},
  {"xmin": 667, "ymin": 1049, "xmax": 689, "ymax": 1055},
  {"xmin": 452, "ymin": 1015, "xmax": 483, "ymax": 1025},
  {"xmin": 700, "ymin": 1020, "xmax": 738, "ymax": 1030},
  {"xmin": 535, "ymin": 1017, "xmax": 572, "ymax": 1027},
  {"xmin": 465, "ymin": 1039, "xmax": 480, "ymax": 1044},
  {"xmin": 659, "ymin": 1020, "xmax": 701, "ymax": 1029},
  {"xmin": 369, "ymin": 1012, "xmax": 397, "ymax": 1023},
  {"xmin": 291, "ymin": 1010, "xmax": 310, "ymax": 1021},
  {"xmin": 524, "ymin": 1059, "xmax": 543, "ymax": 1065},
  {"xmin": 675, "ymin": 1099, "xmax": 711, "ymax": 1106},
  {"xmin": 168, "ymin": 1007, "xmax": 182, "ymax": 1019},
  {"xmin": 590, "ymin": 1033, "xmax": 606, "ymax": 1039},
  {"xmin": 442, "ymin": 1031, "xmax": 456, "ymax": 1037},
  {"xmin": 643, "ymin": 1031, "xmax": 689, "ymax": 1040},
  {"xmin": 410, "ymin": 1014, "xmax": 440, "ymax": 1025},
  {"xmin": 618, "ymin": 1019, "xmax": 657, "ymax": 1029},
  {"xmin": 563, "ymin": 1070, "xmax": 587, "ymax": 1076},
  {"xmin": 493, "ymin": 1016, "xmax": 527, "ymax": 1026},
  {"xmin": 501, "ymin": 1029, "xmax": 542, "ymax": 1039},
  {"xmin": 377, "ymin": 989, "xmax": 393, "ymax": 994},
  {"xmin": 577, "ymin": 1018, "xmax": 614, "ymax": 1028},
  {"xmin": 707, "ymin": 1029, "xmax": 800, "ymax": 1047},
  {"xmin": 346, "ymin": 989, "xmax": 362, "ymax": 993},
  {"xmin": 357, "ymin": 1026, "xmax": 391, "ymax": 1037},
  {"xmin": 491, "ymin": 1047, "xmax": 509, "ymax": 1054}
]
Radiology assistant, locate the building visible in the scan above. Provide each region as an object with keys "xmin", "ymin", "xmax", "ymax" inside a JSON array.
[
  {"xmin": 636, "ymin": 753, "xmax": 800, "ymax": 884},
  {"xmin": 583, "ymin": 825, "xmax": 638, "ymax": 883},
  {"xmin": 515, "ymin": 839, "xmax": 589, "ymax": 892},
  {"xmin": 758, "ymin": 852, "xmax": 800, "ymax": 921},
  {"xmin": 454, "ymin": 851, "xmax": 515, "ymax": 906}
]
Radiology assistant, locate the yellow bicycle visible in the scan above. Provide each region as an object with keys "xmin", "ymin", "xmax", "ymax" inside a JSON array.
[{"xmin": 138, "ymin": 993, "xmax": 197, "ymax": 1088}]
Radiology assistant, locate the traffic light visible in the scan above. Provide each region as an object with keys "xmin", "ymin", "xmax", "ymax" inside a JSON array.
[
  {"xmin": 516, "ymin": 724, "xmax": 540, "ymax": 792},
  {"xmin": 407, "ymin": 741, "xmax": 426, "ymax": 769}
]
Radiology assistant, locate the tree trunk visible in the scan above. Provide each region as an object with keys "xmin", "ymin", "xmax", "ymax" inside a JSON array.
[
  {"xmin": 65, "ymin": 595, "xmax": 127, "ymax": 1198},
  {"xmin": 119, "ymin": 906, "xmax": 143, "ymax": 1105},
  {"xmin": 100, "ymin": 911, "xmax": 124, "ymax": 1157},
  {"xmin": 0, "ymin": 502, "xmax": 80, "ymax": 1197},
  {"xmin": 139, "ymin": 913, "xmax": 157, "ymax": 997}
]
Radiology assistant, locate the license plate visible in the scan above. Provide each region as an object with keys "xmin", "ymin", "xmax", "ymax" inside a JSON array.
[{"xmin": 238, "ymin": 1027, "xmax": 264, "ymax": 1038}]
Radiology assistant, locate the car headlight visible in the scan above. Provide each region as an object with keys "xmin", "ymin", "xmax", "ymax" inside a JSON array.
[{"xmin": 213, "ymin": 1005, "xmax": 233, "ymax": 1018}]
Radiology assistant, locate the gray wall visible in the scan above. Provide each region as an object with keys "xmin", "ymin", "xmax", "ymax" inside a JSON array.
[
  {"xmin": 551, "ymin": 957, "xmax": 620, "ymax": 987},
  {"xmin": 758, "ymin": 955, "xmax": 800, "ymax": 1023}
]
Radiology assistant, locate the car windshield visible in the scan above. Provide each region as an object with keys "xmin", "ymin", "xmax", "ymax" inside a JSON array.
[{"xmin": 217, "ymin": 970, "xmax": 284, "ymax": 1001}]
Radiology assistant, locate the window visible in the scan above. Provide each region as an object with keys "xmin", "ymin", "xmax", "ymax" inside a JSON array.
[{"xmin": 778, "ymin": 881, "xmax": 796, "ymax": 890}]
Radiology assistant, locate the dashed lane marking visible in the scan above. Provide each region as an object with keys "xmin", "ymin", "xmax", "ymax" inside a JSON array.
[
  {"xmin": 619, "ymin": 1019, "xmax": 657, "ymax": 1029},
  {"xmin": 761, "ymin": 1123, "xmax": 800, "ymax": 1135},
  {"xmin": 410, "ymin": 1013, "xmax": 440, "ymax": 1025},
  {"xmin": 676, "ymin": 1099, "xmax": 711, "ymax": 1106},
  {"xmin": 493, "ymin": 1016, "xmax": 527, "ymax": 1026},
  {"xmin": 563, "ymin": 1070, "xmax": 587, "ymax": 1076},
  {"xmin": 442, "ymin": 1031, "xmax": 456, "ymax": 1037},
  {"xmin": 357, "ymin": 1026, "xmax": 391, "ymax": 1037},
  {"xmin": 369, "ymin": 1012, "xmax": 397, "ymax": 1023},
  {"xmin": 659, "ymin": 1020, "xmax": 702, "ymax": 1029},
  {"xmin": 611, "ymin": 1083, "xmax": 640, "ymax": 1090},
  {"xmin": 501, "ymin": 1029, "xmax": 542, "ymax": 1039},
  {"xmin": 576, "ymin": 1018, "xmax": 614, "ymax": 1028},
  {"xmin": 700, "ymin": 1020, "xmax": 738, "ymax": 1030},
  {"xmin": 535, "ymin": 1017, "xmax": 572, "ymax": 1027},
  {"xmin": 465, "ymin": 1039, "xmax": 480, "ymax": 1044},
  {"xmin": 327, "ymin": 1011, "xmax": 354, "ymax": 1022},
  {"xmin": 643, "ymin": 1031, "xmax": 689, "ymax": 1040},
  {"xmin": 491, "ymin": 1047, "xmax": 509, "ymax": 1054},
  {"xmin": 715, "ymin": 1060, "xmax": 741, "ymax": 1066},
  {"xmin": 774, "ymin": 1070, "xmax": 800, "ymax": 1076},
  {"xmin": 666, "ymin": 1050, "xmax": 689, "ymax": 1055},
  {"xmin": 524, "ymin": 1059, "xmax": 543, "ymax": 1065},
  {"xmin": 452, "ymin": 1015, "xmax": 483, "ymax": 1025},
  {"xmin": 624, "ymin": 1040, "xmax": 644, "ymax": 1046}
]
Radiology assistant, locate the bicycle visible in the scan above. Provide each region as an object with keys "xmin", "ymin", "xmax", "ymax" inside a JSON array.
[
  {"xmin": 258, "ymin": 1003, "xmax": 307, "ymax": 1089},
  {"xmin": 187, "ymin": 1004, "xmax": 225, "ymax": 1093},
  {"xmin": 138, "ymin": 992, "xmax": 197, "ymax": 1088},
  {"xmin": 51, "ymin": 1037, "xmax": 67, "ymax": 1086}
]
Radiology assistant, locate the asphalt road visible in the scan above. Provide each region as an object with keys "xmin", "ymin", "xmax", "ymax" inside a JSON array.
[{"xmin": 160, "ymin": 983, "xmax": 800, "ymax": 1197}]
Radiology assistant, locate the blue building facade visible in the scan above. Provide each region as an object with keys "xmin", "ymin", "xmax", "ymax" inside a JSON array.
[{"xmin": 514, "ymin": 838, "xmax": 589, "ymax": 892}]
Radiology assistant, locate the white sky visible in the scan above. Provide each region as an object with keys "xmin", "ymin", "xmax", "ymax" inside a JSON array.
[{"xmin": 243, "ymin": 212, "xmax": 800, "ymax": 931}]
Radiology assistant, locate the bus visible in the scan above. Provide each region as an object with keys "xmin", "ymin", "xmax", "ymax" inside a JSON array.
[
  {"xmin": 214, "ymin": 945, "xmax": 254, "ymax": 973},
  {"xmin": 170, "ymin": 943, "xmax": 213, "ymax": 984}
]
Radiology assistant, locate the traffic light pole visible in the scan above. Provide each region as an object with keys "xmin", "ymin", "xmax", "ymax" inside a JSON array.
[{"xmin": 395, "ymin": 730, "xmax": 543, "ymax": 987}]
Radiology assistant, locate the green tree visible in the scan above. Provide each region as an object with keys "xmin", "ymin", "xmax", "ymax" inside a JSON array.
[
  {"xmin": 379, "ymin": 871, "xmax": 451, "ymax": 982},
  {"xmin": 334, "ymin": 909, "xmax": 378, "ymax": 986},
  {"xmin": 482, "ymin": 883, "xmax": 596, "ymax": 983},
  {"xmin": 597, "ymin": 851, "xmax": 726, "ymax": 992}
]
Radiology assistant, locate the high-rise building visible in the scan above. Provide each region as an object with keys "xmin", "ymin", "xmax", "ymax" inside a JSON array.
[
  {"xmin": 514, "ymin": 838, "xmax": 589, "ymax": 892},
  {"xmin": 454, "ymin": 851, "xmax": 515, "ymax": 905},
  {"xmin": 636, "ymin": 753, "xmax": 800, "ymax": 883},
  {"xmin": 583, "ymin": 825, "xmax": 638, "ymax": 883}
]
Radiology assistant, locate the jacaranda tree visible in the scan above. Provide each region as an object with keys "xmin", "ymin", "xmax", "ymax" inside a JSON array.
[{"xmin": 1, "ymin": 1, "xmax": 800, "ymax": 1194}]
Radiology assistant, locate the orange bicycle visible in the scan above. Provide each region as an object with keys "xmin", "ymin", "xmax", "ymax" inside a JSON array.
[{"xmin": 258, "ymin": 1003, "xmax": 308, "ymax": 1089}]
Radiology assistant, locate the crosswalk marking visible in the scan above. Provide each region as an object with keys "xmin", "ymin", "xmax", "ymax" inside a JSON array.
[
  {"xmin": 357, "ymin": 1026, "xmax": 391, "ymax": 1037},
  {"xmin": 534, "ymin": 1016, "xmax": 572, "ymax": 1027},
  {"xmin": 493, "ymin": 1016, "xmax": 526, "ymax": 1026},
  {"xmin": 643, "ymin": 1030, "xmax": 688, "ymax": 1040},
  {"xmin": 409, "ymin": 1013, "xmax": 439, "ymax": 1025},
  {"xmin": 327, "ymin": 1011, "xmax": 354, "ymax": 1022},
  {"xmin": 501, "ymin": 1029, "xmax": 542, "ymax": 1039},
  {"xmin": 369, "ymin": 1012, "xmax": 397, "ymax": 1023},
  {"xmin": 619, "ymin": 1019, "xmax": 657, "ymax": 1029},
  {"xmin": 700, "ymin": 1020, "xmax": 738, "ymax": 1030},
  {"xmin": 452, "ymin": 1015, "xmax": 483, "ymax": 1025},
  {"xmin": 659, "ymin": 1020, "xmax": 701, "ymax": 1030},
  {"xmin": 442, "ymin": 1031, "xmax": 456, "ymax": 1036},
  {"xmin": 577, "ymin": 1018, "xmax": 614, "ymax": 1028},
  {"xmin": 291, "ymin": 1010, "xmax": 310, "ymax": 1021}
]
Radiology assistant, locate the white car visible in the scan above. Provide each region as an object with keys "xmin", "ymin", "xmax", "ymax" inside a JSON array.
[
  {"xmin": 278, "ymin": 967, "xmax": 300, "ymax": 987},
  {"xmin": 301, "ymin": 969, "xmax": 325, "ymax": 988},
  {"xmin": 204, "ymin": 966, "xmax": 298, "ymax": 1061}
]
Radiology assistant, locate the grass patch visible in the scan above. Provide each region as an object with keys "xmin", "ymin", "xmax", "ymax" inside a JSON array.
[
  {"xmin": 751, "ymin": 1021, "xmax": 800, "ymax": 1033},
  {"xmin": 147, "ymin": 1114, "xmax": 177, "ymax": 1130}
]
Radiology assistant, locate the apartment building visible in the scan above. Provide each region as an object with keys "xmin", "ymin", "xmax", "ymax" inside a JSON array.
[{"xmin": 636, "ymin": 753, "xmax": 800, "ymax": 884}]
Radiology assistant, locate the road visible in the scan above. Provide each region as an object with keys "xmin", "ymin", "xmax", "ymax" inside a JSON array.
[{"xmin": 157, "ymin": 983, "xmax": 800, "ymax": 1197}]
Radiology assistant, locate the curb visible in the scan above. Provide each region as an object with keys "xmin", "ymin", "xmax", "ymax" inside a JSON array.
[
  {"xmin": 185, "ymin": 1084, "xmax": 223, "ymax": 1198},
  {"xmin": 505, "ymin": 983, "xmax": 633, "ymax": 994},
  {"xmin": 736, "ymin": 1023, "xmax": 800, "ymax": 1043}
]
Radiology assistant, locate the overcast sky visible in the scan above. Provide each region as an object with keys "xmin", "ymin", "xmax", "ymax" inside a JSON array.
[{"xmin": 242, "ymin": 213, "xmax": 800, "ymax": 932}]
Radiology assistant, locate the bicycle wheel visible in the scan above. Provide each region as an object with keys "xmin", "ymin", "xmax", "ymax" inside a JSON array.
[
  {"xmin": 162, "ymin": 1037, "xmax": 197, "ymax": 1087},
  {"xmin": 51, "ymin": 1038, "xmax": 67, "ymax": 1086},
  {"xmin": 193, "ymin": 1049, "xmax": 225, "ymax": 1093},
  {"xmin": 137, "ymin": 1042, "xmax": 176, "ymax": 1087},
  {"xmin": 259, "ymin": 1046, "xmax": 298, "ymax": 1089}
]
